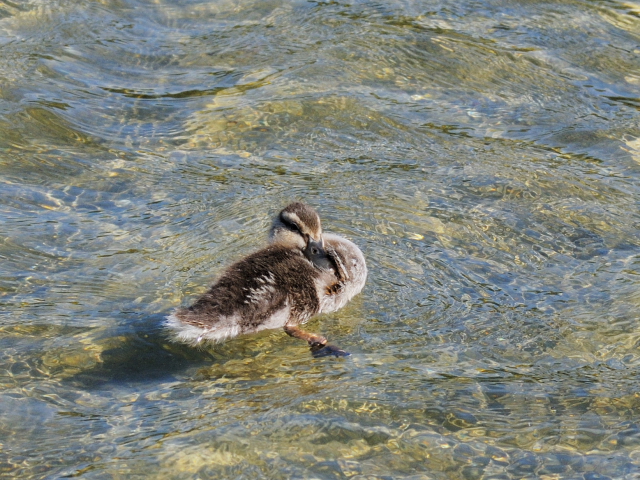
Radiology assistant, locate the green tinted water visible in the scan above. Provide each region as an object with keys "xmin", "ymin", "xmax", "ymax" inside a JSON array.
[{"xmin": 1, "ymin": 0, "xmax": 640, "ymax": 478}]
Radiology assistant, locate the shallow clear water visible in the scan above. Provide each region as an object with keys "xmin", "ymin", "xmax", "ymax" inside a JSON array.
[{"xmin": 1, "ymin": 0, "xmax": 640, "ymax": 478}]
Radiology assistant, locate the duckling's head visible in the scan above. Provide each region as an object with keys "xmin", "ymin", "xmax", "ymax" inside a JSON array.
[{"xmin": 270, "ymin": 202, "xmax": 330, "ymax": 266}]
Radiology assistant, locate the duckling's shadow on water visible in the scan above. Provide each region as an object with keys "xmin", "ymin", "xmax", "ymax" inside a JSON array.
[{"xmin": 67, "ymin": 313, "xmax": 222, "ymax": 388}]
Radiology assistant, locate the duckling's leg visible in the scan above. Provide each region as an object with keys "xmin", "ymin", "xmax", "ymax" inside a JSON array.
[
  {"xmin": 283, "ymin": 325, "xmax": 350, "ymax": 357},
  {"xmin": 283, "ymin": 325, "xmax": 326, "ymax": 347}
]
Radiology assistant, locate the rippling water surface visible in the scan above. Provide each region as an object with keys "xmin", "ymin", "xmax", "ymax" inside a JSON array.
[{"xmin": 1, "ymin": 0, "xmax": 640, "ymax": 478}]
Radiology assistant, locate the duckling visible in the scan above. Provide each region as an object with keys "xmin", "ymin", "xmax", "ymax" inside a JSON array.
[{"xmin": 164, "ymin": 204, "xmax": 367, "ymax": 356}]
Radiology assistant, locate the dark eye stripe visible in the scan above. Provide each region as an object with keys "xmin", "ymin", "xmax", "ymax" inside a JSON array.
[{"xmin": 280, "ymin": 215, "xmax": 301, "ymax": 232}]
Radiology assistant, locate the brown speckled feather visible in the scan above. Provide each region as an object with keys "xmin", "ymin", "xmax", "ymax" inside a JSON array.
[{"xmin": 166, "ymin": 245, "xmax": 323, "ymax": 345}]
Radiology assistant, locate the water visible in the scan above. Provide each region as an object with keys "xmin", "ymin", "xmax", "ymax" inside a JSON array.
[{"xmin": 1, "ymin": 0, "xmax": 639, "ymax": 477}]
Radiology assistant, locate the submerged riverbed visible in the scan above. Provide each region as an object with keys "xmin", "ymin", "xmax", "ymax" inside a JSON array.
[{"xmin": 1, "ymin": 0, "xmax": 640, "ymax": 478}]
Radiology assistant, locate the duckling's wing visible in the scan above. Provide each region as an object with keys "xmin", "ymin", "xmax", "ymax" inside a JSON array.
[
  {"xmin": 230, "ymin": 246, "xmax": 322, "ymax": 328},
  {"xmin": 239, "ymin": 271, "xmax": 291, "ymax": 330},
  {"xmin": 216, "ymin": 246, "xmax": 308, "ymax": 331}
]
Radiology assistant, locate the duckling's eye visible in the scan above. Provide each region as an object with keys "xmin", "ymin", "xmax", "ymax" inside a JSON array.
[{"xmin": 310, "ymin": 246, "xmax": 319, "ymax": 255}]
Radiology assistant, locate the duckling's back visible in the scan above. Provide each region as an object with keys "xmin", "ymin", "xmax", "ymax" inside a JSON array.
[{"xmin": 165, "ymin": 245, "xmax": 321, "ymax": 346}]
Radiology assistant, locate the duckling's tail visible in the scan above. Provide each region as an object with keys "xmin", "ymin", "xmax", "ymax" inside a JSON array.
[{"xmin": 164, "ymin": 309, "xmax": 241, "ymax": 347}]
